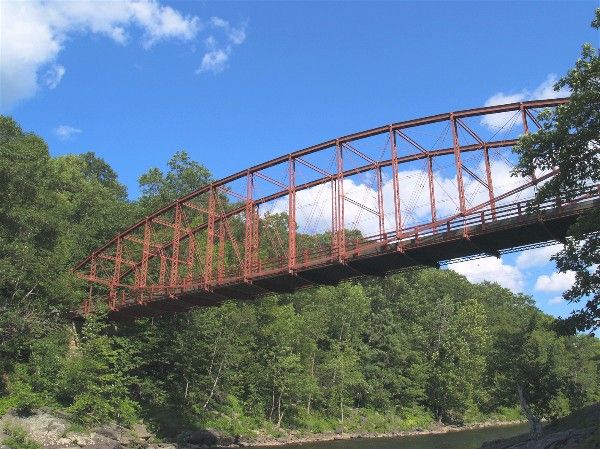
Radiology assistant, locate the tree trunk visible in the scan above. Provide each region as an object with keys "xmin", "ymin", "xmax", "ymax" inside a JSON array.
[
  {"xmin": 203, "ymin": 358, "xmax": 224, "ymax": 410},
  {"xmin": 517, "ymin": 384, "xmax": 542, "ymax": 440},
  {"xmin": 307, "ymin": 352, "xmax": 315, "ymax": 414},
  {"xmin": 340, "ymin": 392, "xmax": 344, "ymax": 426},
  {"xmin": 269, "ymin": 386, "xmax": 275, "ymax": 422},
  {"xmin": 276, "ymin": 392, "xmax": 284, "ymax": 428}
]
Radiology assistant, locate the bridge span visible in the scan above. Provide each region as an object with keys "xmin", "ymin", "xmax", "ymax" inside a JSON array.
[{"xmin": 74, "ymin": 97, "xmax": 597, "ymax": 320}]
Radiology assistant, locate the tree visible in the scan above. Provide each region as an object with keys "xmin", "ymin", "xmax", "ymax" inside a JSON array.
[
  {"xmin": 138, "ymin": 150, "xmax": 212, "ymax": 214},
  {"xmin": 513, "ymin": 9, "xmax": 600, "ymax": 332},
  {"xmin": 60, "ymin": 313, "xmax": 139, "ymax": 426},
  {"xmin": 0, "ymin": 117, "xmax": 67, "ymax": 376},
  {"xmin": 427, "ymin": 299, "xmax": 490, "ymax": 423},
  {"xmin": 360, "ymin": 277, "xmax": 428, "ymax": 411},
  {"xmin": 254, "ymin": 298, "xmax": 313, "ymax": 427}
]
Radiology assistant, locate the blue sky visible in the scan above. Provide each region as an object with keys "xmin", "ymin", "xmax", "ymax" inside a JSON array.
[{"xmin": 2, "ymin": 0, "xmax": 599, "ymax": 317}]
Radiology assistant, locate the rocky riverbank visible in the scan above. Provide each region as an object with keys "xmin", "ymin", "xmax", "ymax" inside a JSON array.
[
  {"xmin": 0, "ymin": 409, "xmax": 526, "ymax": 449},
  {"xmin": 242, "ymin": 420, "xmax": 525, "ymax": 447},
  {"xmin": 0, "ymin": 410, "xmax": 172, "ymax": 449},
  {"xmin": 480, "ymin": 427, "xmax": 598, "ymax": 449},
  {"xmin": 480, "ymin": 404, "xmax": 600, "ymax": 449}
]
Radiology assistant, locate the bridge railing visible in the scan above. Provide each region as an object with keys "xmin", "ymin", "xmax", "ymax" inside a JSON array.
[
  {"xmin": 107, "ymin": 185, "xmax": 600, "ymax": 311},
  {"xmin": 357, "ymin": 184, "xmax": 600, "ymax": 250}
]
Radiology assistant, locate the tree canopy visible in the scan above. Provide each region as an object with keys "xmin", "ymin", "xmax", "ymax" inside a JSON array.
[{"xmin": 514, "ymin": 9, "xmax": 600, "ymax": 332}]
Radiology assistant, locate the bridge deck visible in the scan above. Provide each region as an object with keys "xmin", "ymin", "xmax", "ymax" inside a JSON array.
[{"xmin": 108, "ymin": 195, "xmax": 599, "ymax": 320}]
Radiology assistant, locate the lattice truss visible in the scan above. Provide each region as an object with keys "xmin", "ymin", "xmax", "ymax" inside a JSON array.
[{"xmin": 74, "ymin": 98, "xmax": 575, "ymax": 314}]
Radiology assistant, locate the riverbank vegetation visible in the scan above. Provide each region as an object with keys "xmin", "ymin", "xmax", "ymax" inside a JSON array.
[{"xmin": 1, "ymin": 114, "xmax": 599, "ymax": 439}]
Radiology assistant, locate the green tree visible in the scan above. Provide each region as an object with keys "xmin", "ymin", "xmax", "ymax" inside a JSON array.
[
  {"xmin": 254, "ymin": 298, "xmax": 314, "ymax": 427},
  {"xmin": 138, "ymin": 150, "xmax": 212, "ymax": 213},
  {"xmin": 0, "ymin": 117, "xmax": 68, "ymax": 380},
  {"xmin": 60, "ymin": 313, "xmax": 139, "ymax": 426},
  {"xmin": 360, "ymin": 277, "xmax": 428, "ymax": 411},
  {"xmin": 427, "ymin": 298, "xmax": 490, "ymax": 423},
  {"xmin": 514, "ymin": 9, "xmax": 600, "ymax": 332}
]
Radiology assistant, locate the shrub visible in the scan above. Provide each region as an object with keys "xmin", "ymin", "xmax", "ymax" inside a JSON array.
[
  {"xmin": 2, "ymin": 424, "xmax": 41, "ymax": 449},
  {"xmin": 4, "ymin": 365, "xmax": 41, "ymax": 415}
]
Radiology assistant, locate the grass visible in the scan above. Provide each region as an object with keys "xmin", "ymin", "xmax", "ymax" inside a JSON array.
[{"xmin": 2, "ymin": 424, "xmax": 41, "ymax": 449}]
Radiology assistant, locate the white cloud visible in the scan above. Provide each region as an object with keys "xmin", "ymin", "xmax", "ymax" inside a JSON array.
[
  {"xmin": 515, "ymin": 243, "xmax": 562, "ymax": 269},
  {"xmin": 480, "ymin": 74, "xmax": 571, "ymax": 131},
  {"xmin": 210, "ymin": 16, "xmax": 246, "ymax": 45},
  {"xmin": 196, "ymin": 17, "xmax": 246, "ymax": 75},
  {"xmin": 1, "ymin": 0, "xmax": 201, "ymax": 110},
  {"xmin": 198, "ymin": 49, "xmax": 229, "ymax": 74},
  {"xmin": 55, "ymin": 125, "xmax": 82, "ymax": 140},
  {"xmin": 196, "ymin": 36, "xmax": 230, "ymax": 74},
  {"xmin": 44, "ymin": 64, "xmax": 65, "ymax": 89},
  {"xmin": 448, "ymin": 256, "xmax": 525, "ymax": 293},
  {"xmin": 264, "ymin": 155, "xmax": 532, "ymax": 240},
  {"xmin": 535, "ymin": 271, "xmax": 576, "ymax": 292},
  {"xmin": 549, "ymin": 296, "xmax": 565, "ymax": 305}
]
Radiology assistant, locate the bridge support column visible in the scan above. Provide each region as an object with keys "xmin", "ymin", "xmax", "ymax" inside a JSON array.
[
  {"xmin": 184, "ymin": 230, "xmax": 195, "ymax": 288},
  {"xmin": 376, "ymin": 165, "xmax": 385, "ymax": 240},
  {"xmin": 109, "ymin": 236, "xmax": 123, "ymax": 310},
  {"xmin": 204, "ymin": 187, "xmax": 216, "ymax": 289},
  {"xmin": 169, "ymin": 202, "xmax": 182, "ymax": 288},
  {"xmin": 244, "ymin": 172, "xmax": 255, "ymax": 282},
  {"xmin": 138, "ymin": 219, "xmax": 152, "ymax": 302},
  {"xmin": 288, "ymin": 156, "xmax": 297, "ymax": 272},
  {"xmin": 218, "ymin": 222, "xmax": 225, "ymax": 283},
  {"xmin": 335, "ymin": 140, "xmax": 346, "ymax": 262},
  {"xmin": 427, "ymin": 155, "xmax": 436, "ymax": 230},
  {"xmin": 451, "ymin": 114, "xmax": 467, "ymax": 215},
  {"xmin": 483, "ymin": 145, "xmax": 496, "ymax": 220},
  {"xmin": 520, "ymin": 103, "xmax": 539, "ymax": 188},
  {"xmin": 390, "ymin": 127, "xmax": 403, "ymax": 245}
]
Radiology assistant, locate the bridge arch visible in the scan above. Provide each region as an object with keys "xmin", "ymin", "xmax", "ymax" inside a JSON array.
[{"xmin": 75, "ymin": 98, "xmax": 598, "ymax": 319}]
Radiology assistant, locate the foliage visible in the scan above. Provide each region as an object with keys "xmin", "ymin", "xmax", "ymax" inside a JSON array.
[
  {"xmin": 0, "ymin": 117, "xmax": 599, "ymax": 436},
  {"xmin": 427, "ymin": 298, "xmax": 490, "ymax": 423},
  {"xmin": 513, "ymin": 9, "xmax": 600, "ymax": 332},
  {"xmin": 2, "ymin": 424, "xmax": 41, "ymax": 449},
  {"xmin": 0, "ymin": 117, "xmax": 134, "ymax": 387},
  {"xmin": 138, "ymin": 150, "xmax": 212, "ymax": 214},
  {"xmin": 61, "ymin": 313, "xmax": 139, "ymax": 426}
]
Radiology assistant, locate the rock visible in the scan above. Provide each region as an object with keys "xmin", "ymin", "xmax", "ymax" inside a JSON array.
[
  {"xmin": 156, "ymin": 444, "xmax": 176, "ymax": 449},
  {"xmin": 85, "ymin": 442, "xmax": 123, "ymax": 449},
  {"xmin": 0, "ymin": 410, "xmax": 69, "ymax": 446},
  {"xmin": 132, "ymin": 423, "xmax": 152, "ymax": 440},
  {"xmin": 480, "ymin": 426, "xmax": 598, "ymax": 449},
  {"xmin": 95, "ymin": 425, "xmax": 122, "ymax": 441},
  {"xmin": 181, "ymin": 429, "xmax": 238, "ymax": 447}
]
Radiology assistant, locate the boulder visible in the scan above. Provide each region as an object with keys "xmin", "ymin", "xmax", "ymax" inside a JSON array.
[
  {"xmin": 131, "ymin": 423, "xmax": 152, "ymax": 440},
  {"xmin": 481, "ymin": 426, "xmax": 598, "ymax": 449},
  {"xmin": 182, "ymin": 429, "xmax": 238, "ymax": 447},
  {"xmin": 0, "ymin": 410, "xmax": 68, "ymax": 446}
]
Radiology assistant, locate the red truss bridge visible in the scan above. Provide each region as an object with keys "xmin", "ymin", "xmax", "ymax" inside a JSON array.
[{"xmin": 74, "ymin": 98, "xmax": 599, "ymax": 320}]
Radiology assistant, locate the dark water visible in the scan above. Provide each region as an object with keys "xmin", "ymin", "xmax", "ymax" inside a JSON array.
[{"xmin": 256, "ymin": 424, "xmax": 528, "ymax": 449}]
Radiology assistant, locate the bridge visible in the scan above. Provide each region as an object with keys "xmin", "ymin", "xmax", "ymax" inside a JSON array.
[{"xmin": 74, "ymin": 98, "xmax": 599, "ymax": 320}]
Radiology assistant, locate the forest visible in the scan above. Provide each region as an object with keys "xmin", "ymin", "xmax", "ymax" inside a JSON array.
[{"xmin": 1, "ymin": 115, "xmax": 599, "ymax": 439}]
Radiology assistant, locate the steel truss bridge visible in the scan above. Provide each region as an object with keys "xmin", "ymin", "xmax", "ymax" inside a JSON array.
[{"xmin": 74, "ymin": 98, "xmax": 599, "ymax": 319}]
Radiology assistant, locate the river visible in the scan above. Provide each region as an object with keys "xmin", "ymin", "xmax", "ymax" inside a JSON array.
[{"xmin": 254, "ymin": 423, "xmax": 528, "ymax": 449}]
